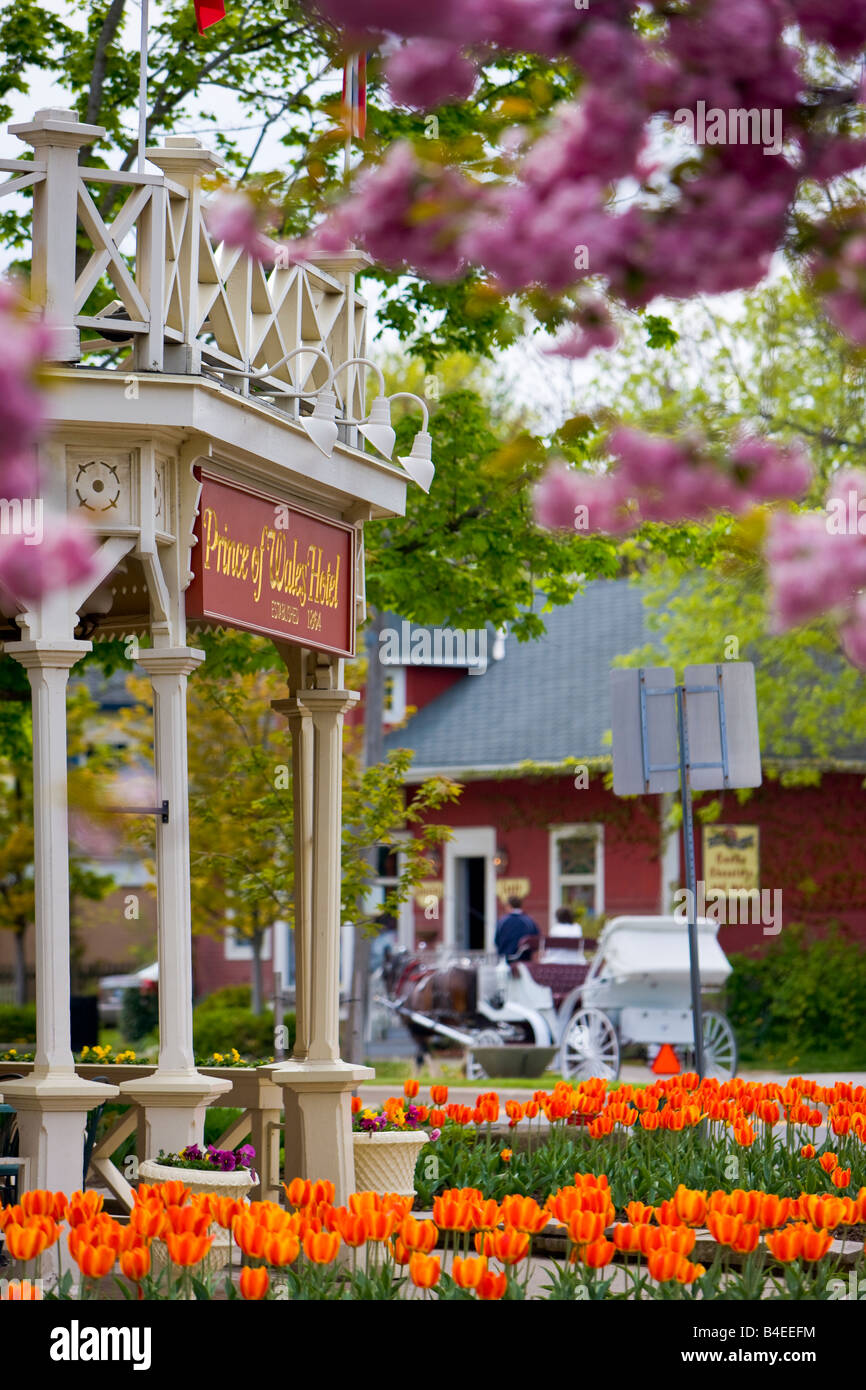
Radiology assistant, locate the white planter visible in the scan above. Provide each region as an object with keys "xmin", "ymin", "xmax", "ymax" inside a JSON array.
[
  {"xmin": 138, "ymin": 1159, "xmax": 254, "ymax": 1277},
  {"xmin": 352, "ymin": 1130, "xmax": 429, "ymax": 1201}
]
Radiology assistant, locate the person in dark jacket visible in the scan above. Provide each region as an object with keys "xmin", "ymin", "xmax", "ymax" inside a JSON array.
[{"xmin": 494, "ymin": 896, "xmax": 540, "ymax": 961}]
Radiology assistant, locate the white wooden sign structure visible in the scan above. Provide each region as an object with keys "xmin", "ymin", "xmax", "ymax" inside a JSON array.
[{"xmin": 0, "ymin": 107, "xmax": 416, "ymax": 1201}]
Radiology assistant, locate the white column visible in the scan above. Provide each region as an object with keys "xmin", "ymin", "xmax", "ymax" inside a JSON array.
[
  {"xmin": 119, "ymin": 647, "xmax": 229, "ymax": 1153},
  {"xmin": 0, "ymin": 641, "xmax": 117, "ymax": 1192},
  {"xmin": 268, "ymin": 682, "xmax": 372, "ymax": 1204}
]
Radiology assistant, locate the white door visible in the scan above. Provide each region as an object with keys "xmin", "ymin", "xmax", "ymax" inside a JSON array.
[{"xmin": 443, "ymin": 827, "xmax": 497, "ymax": 953}]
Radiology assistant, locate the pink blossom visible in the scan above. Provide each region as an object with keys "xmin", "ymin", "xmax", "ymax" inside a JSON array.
[
  {"xmin": 0, "ymin": 517, "xmax": 95, "ymax": 601},
  {"xmin": 206, "ymin": 193, "xmax": 278, "ymax": 267},
  {"xmin": 840, "ymin": 596, "xmax": 866, "ymax": 669},
  {"xmin": 385, "ymin": 39, "xmax": 477, "ymax": 108}
]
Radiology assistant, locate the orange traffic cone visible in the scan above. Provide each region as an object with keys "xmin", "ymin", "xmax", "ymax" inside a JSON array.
[{"xmin": 652, "ymin": 1043, "xmax": 681, "ymax": 1076}]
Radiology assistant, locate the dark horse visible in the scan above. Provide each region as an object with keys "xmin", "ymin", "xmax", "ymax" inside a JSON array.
[{"xmin": 380, "ymin": 948, "xmax": 485, "ymax": 1067}]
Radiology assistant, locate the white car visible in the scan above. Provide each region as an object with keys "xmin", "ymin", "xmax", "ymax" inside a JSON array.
[{"xmin": 98, "ymin": 961, "xmax": 158, "ymax": 1023}]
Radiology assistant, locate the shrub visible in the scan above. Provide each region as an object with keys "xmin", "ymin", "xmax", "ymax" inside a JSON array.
[
  {"xmin": 120, "ymin": 985, "xmax": 159, "ymax": 1044},
  {"xmin": 727, "ymin": 922, "xmax": 866, "ymax": 1062},
  {"xmin": 194, "ymin": 985, "xmax": 252, "ymax": 1013},
  {"xmin": 192, "ymin": 1004, "xmax": 295, "ymax": 1059},
  {"xmin": 0, "ymin": 1003, "xmax": 36, "ymax": 1044}
]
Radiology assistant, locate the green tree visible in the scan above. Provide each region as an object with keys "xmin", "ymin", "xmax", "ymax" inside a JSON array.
[{"xmin": 124, "ymin": 655, "xmax": 457, "ymax": 1013}]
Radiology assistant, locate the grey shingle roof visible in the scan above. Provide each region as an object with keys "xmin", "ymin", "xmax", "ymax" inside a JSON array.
[{"xmin": 384, "ymin": 579, "xmax": 646, "ymax": 777}]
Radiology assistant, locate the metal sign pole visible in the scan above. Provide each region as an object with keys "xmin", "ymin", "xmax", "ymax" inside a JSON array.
[{"xmin": 676, "ymin": 686, "xmax": 706, "ymax": 1078}]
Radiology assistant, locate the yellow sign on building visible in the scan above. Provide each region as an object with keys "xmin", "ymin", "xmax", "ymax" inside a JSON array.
[{"xmin": 702, "ymin": 825, "xmax": 760, "ymax": 894}]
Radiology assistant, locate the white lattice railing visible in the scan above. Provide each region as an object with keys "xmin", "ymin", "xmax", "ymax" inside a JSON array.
[{"xmin": 1, "ymin": 110, "xmax": 368, "ymax": 429}]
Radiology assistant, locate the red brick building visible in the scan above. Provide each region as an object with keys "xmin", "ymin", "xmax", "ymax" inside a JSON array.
[{"xmin": 376, "ymin": 582, "xmax": 866, "ymax": 961}]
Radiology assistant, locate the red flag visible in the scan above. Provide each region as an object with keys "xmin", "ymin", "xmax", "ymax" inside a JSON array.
[
  {"xmin": 194, "ymin": 0, "xmax": 226, "ymax": 34},
  {"xmin": 342, "ymin": 53, "xmax": 367, "ymax": 139}
]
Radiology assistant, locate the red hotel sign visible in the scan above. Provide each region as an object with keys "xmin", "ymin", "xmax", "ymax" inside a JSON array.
[{"xmin": 187, "ymin": 473, "xmax": 355, "ymax": 657}]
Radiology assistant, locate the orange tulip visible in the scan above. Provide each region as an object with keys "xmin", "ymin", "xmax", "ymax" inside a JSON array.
[
  {"xmin": 647, "ymin": 1248, "xmax": 687, "ymax": 1282},
  {"xmin": 303, "ymin": 1230, "xmax": 340, "ymax": 1264},
  {"xmin": 336, "ymin": 1213, "xmax": 368, "ymax": 1248},
  {"xmin": 4, "ymin": 1221, "xmax": 56, "ymax": 1261},
  {"xmin": 493, "ymin": 1228, "xmax": 530, "ymax": 1265},
  {"xmin": 153, "ymin": 1181, "xmax": 189, "ymax": 1207},
  {"xmin": 567, "ymin": 1210, "xmax": 605, "ymax": 1246},
  {"xmin": 765, "ymin": 1226, "xmax": 804, "ymax": 1262},
  {"xmin": 246, "ymin": 1201, "xmax": 291, "ymax": 1233},
  {"xmin": 403, "ymin": 1079, "xmax": 420, "ymax": 1099},
  {"xmin": 578, "ymin": 1238, "xmax": 615, "ymax": 1269},
  {"xmin": 400, "ymin": 1216, "xmax": 437, "ymax": 1254},
  {"xmin": 164, "ymin": 1232, "xmax": 213, "ymax": 1266},
  {"xmin": 659, "ymin": 1226, "xmax": 696, "ymax": 1257},
  {"xmin": 20, "ymin": 1190, "xmax": 65, "ymax": 1221},
  {"xmin": 677, "ymin": 1260, "xmax": 706, "ymax": 1284},
  {"xmin": 733, "ymin": 1124, "xmax": 755, "ymax": 1147},
  {"xmin": 351, "ymin": 1096, "xmax": 362, "ymax": 1115},
  {"xmin": 130, "ymin": 1202, "xmax": 167, "ymax": 1240},
  {"xmin": 120, "ymin": 1245, "xmax": 151, "ymax": 1282},
  {"xmin": 727, "ymin": 1190, "xmax": 762, "ymax": 1223},
  {"xmin": 757, "ymin": 1195, "xmax": 791, "ymax": 1229},
  {"xmin": 264, "ymin": 1231, "xmax": 300, "ymax": 1266},
  {"xmin": 430, "ymin": 1084, "xmax": 448, "ymax": 1105},
  {"xmin": 654, "ymin": 1199, "xmax": 684, "ymax": 1227},
  {"xmin": 500, "ymin": 1149, "xmax": 513, "ymax": 1162},
  {"xmin": 731, "ymin": 1223, "xmax": 761, "ymax": 1255},
  {"xmin": 611, "ymin": 1223, "xmax": 642, "ymax": 1253},
  {"xmin": 240, "ymin": 1265, "xmax": 269, "ymax": 1300},
  {"xmin": 233, "ymin": 1215, "xmax": 268, "ymax": 1259},
  {"xmin": 625, "ymin": 1201, "xmax": 654, "ymax": 1225},
  {"xmin": 800, "ymin": 1225, "xmax": 833, "ymax": 1261},
  {"xmin": 65, "ymin": 1191, "xmax": 105, "ymax": 1226},
  {"xmin": 0, "ymin": 1204, "xmax": 23, "ymax": 1232},
  {"xmin": 310, "ymin": 1180, "xmax": 335, "ymax": 1207},
  {"xmin": 819, "ymin": 1152, "xmax": 838, "ymax": 1174},
  {"xmin": 801, "ymin": 1144, "xmax": 816, "ymax": 1159},
  {"xmin": 75, "ymin": 1243, "xmax": 117, "ymax": 1278},
  {"xmin": 474, "ymin": 1232, "xmax": 496, "ymax": 1257},
  {"xmin": 673, "ymin": 1186, "xmax": 707, "ymax": 1226},
  {"xmin": 707, "ymin": 1212, "xmax": 744, "ymax": 1246},
  {"xmin": 832, "ymin": 1168, "xmax": 851, "ymax": 1189},
  {"xmin": 162, "ymin": 1204, "xmax": 212, "ymax": 1237},
  {"xmin": 638, "ymin": 1225, "xmax": 666, "ymax": 1255},
  {"xmin": 409, "ymin": 1252, "xmax": 440, "ymax": 1289},
  {"xmin": 477, "ymin": 1270, "xmax": 508, "ymax": 1300},
  {"xmin": 500, "ymin": 1194, "xmax": 548, "ymax": 1234},
  {"xmin": 349, "ymin": 1191, "xmax": 382, "ymax": 1217},
  {"xmin": 452, "ymin": 1254, "xmax": 487, "ymax": 1289},
  {"xmin": 801, "ymin": 1195, "xmax": 845, "ymax": 1230},
  {"xmin": 432, "ymin": 1197, "xmax": 475, "ymax": 1232},
  {"xmin": 364, "ymin": 1211, "xmax": 397, "ymax": 1243},
  {"xmin": 284, "ymin": 1178, "xmax": 312, "ymax": 1208}
]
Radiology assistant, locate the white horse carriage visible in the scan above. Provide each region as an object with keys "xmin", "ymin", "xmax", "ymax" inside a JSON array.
[
  {"xmin": 510, "ymin": 914, "xmax": 736, "ymax": 1081},
  {"xmin": 383, "ymin": 914, "xmax": 737, "ymax": 1081}
]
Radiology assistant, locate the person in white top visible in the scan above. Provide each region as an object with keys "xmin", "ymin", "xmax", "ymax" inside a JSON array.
[{"xmin": 544, "ymin": 906, "xmax": 587, "ymax": 963}]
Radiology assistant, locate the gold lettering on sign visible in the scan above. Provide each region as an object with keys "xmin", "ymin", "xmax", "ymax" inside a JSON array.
[{"xmin": 203, "ymin": 506, "xmax": 345, "ymax": 617}]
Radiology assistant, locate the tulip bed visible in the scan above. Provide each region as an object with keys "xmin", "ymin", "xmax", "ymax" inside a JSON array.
[
  {"xmin": 1, "ymin": 1073, "xmax": 864, "ymax": 1301},
  {"xmin": 403, "ymin": 1074, "xmax": 866, "ymax": 1208},
  {"xmin": 1, "ymin": 1171, "xmax": 864, "ymax": 1301}
]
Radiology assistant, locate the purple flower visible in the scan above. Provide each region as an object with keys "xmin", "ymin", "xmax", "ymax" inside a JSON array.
[
  {"xmin": 182, "ymin": 1144, "xmax": 203, "ymax": 1162},
  {"xmin": 429, "ymin": 1128, "xmax": 441, "ymax": 1143}
]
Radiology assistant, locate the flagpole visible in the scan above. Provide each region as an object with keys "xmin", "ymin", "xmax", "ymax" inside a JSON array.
[{"xmin": 137, "ymin": 0, "xmax": 149, "ymax": 173}]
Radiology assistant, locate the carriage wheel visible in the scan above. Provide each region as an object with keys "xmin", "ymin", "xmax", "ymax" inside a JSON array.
[
  {"xmin": 561, "ymin": 1008, "xmax": 620, "ymax": 1082},
  {"xmin": 685, "ymin": 1010, "xmax": 738, "ymax": 1080}
]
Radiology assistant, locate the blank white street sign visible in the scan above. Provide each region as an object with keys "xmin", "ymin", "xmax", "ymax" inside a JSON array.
[
  {"xmin": 610, "ymin": 667, "xmax": 679, "ymax": 795},
  {"xmin": 684, "ymin": 662, "xmax": 762, "ymax": 791}
]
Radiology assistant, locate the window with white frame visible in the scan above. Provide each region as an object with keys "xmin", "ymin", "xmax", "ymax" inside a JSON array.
[
  {"xmin": 549, "ymin": 826, "xmax": 603, "ymax": 924},
  {"xmin": 383, "ymin": 666, "xmax": 406, "ymax": 724},
  {"xmin": 223, "ymin": 925, "xmax": 273, "ymax": 961}
]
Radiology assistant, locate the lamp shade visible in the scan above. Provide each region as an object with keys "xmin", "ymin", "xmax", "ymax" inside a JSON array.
[
  {"xmin": 358, "ymin": 396, "xmax": 396, "ymax": 459},
  {"xmin": 301, "ymin": 389, "xmax": 338, "ymax": 457},
  {"xmin": 398, "ymin": 430, "xmax": 435, "ymax": 493}
]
